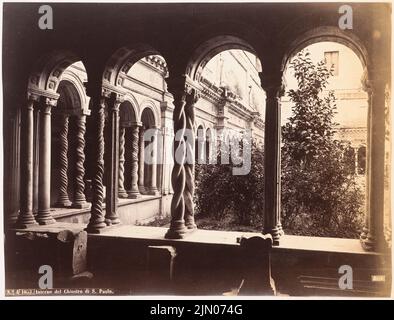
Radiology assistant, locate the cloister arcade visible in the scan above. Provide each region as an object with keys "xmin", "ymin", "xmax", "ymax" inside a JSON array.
[{"xmin": 2, "ymin": 3, "xmax": 391, "ymax": 295}]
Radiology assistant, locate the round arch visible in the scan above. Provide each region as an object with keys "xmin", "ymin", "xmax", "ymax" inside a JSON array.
[
  {"xmin": 281, "ymin": 26, "xmax": 369, "ymax": 73},
  {"xmin": 195, "ymin": 121, "xmax": 206, "ymax": 135},
  {"xmin": 186, "ymin": 35, "xmax": 259, "ymax": 82},
  {"xmin": 119, "ymin": 101, "xmax": 137, "ymax": 127},
  {"xmin": 102, "ymin": 44, "xmax": 164, "ymax": 88},
  {"xmin": 140, "ymin": 104, "xmax": 158, "ymax": 129},
  {"xmin": 140, "ymin": 100, "xmax": 160, "ymax": 127},
  {"xmin": 56, "ymin": 80, "xmax": 82, "ymax": 112},
  {"xmin": 121, "ymin": 94, "xmax": 139, "ymax": 122},
  {"xmin": 28, "ymin": 50, "xmax": 87, "ymax": 95},
  {"xmin": 60, "ymin": 68, "xmax": 90, "ymax": 112}
]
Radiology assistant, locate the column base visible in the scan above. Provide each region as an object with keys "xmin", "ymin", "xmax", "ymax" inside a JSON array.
[
  {"xmin": 277, "ymin": 224, "xmax": 285, "ymax": 236},
  {"xmin": 148, "ymin": 188, "xmax": 160, "ymax": 196},
  {"xmin": 139, "ymin": 186, "xmax": 147, "ymax": 194},
  {"xmin": 55, "ymin": 200, "xmax": 73, "ymax": 208},
  {"xmin": 127, "ymin": 191, "xmax": 141, "ymax": 199},
  {"xmin": 165, "ymin": 220, "xmax": 188, "ymax": 239},
  {"xmin": 185, "ymin": 217, "xmax": 197, "ymax": 230},
  {"xmin": 72, "ymin": 201, "xmax": 90, "ymax": 209},
  {"xmin": 14, "ymin": 213, "xmax": 38, "ymax": 229},
  {"xmin": 36, "ymin": 210, "xmax": 56, "ymax": 225},
  {"xmin": 85, "ymin": 221, "xmax": 107, "ymax": 234},
  {"xmin": 105, "ymin": 217, "xmax": 121, "ymax": 226},
  {"xmin": 37, "ymin": 218, "xmax": 56, "ymax": 225},
  {"xmin": 263, "ymin": 226, "xmax": 281, "ymax": 246},
  {"xmin": 361, "ymin": 233, "xmax": 375, "ymax": 251},
  {"xmin": 118, "ymin": 190, "xmax": 129, "ymax": 199},
  {"xmin": 360, "ymin": 226, "xmax": 369, "ymax": 240}
]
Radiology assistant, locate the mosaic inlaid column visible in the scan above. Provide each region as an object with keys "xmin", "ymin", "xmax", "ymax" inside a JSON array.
[
  {"xmin": 118, "ymin": 126, "xmax": 128, "ymax": 198},
  {"xmin": 128, "ymin": 124, "xmax": 141, "ymax": 198},
  {"xmin": 138, "ymin": 126, "xmax": 147, "ymax": 194},
  {"xmin": 184, "ymin": 89, "xmax": 199, "ymax": 229},
  {"xmin": 165, "ymin": 76, "xmax": 188, "ymax": 239},
  {"xmin": 73, "ymin": 114, "xmax": 89, "ymax": 208},
  {"xmin": 86, "ymin": 94, "xmax": 107, "ymax": 233},
  {"xmin": 55, "ymin": 113, "xmax": 72, "ymax": 207}
]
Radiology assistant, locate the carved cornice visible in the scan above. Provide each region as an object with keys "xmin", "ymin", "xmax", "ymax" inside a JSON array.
[
  {"xmin": 27, "ymin": 88, "xmax": 60, "ymax": 104},
  {"xmin": 143, "ymin": 55, "xmax": 168, "ymax": 75},
  {"xmin": 120, "ymin": 120, "xmax": 142, "ymax": 128}
]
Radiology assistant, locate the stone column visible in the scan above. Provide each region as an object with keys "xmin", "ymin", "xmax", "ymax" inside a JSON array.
[
  {"xmin": 360, "ymin": 77, "xmax": 371, "ymax": 242},
  {"xmin": 55, "ymin": 113, "xmax": 72, "ymax": 207},
  {"xmin": 165, "ymin": 75, "xmax": 191, "ymax": 239},
  {"xmin": 128, "ymin": 124, "xmax": 142, "ymax": 198},
  {"xmin": 86, "ymin": 94, "xmax": 107, "ymax": 233},
  {"xmin": 184, "ymin": 89, "xmax": 199, "ymax": 229},
  {"xmin": 148, "ymin": 126, "xmax": 160, "ymax": 196},
  {"xmin": 15, "ymin": 97, "xmax": 38, "ymax": 228},
  {"xmin": 36, "ymin": 96, "xmax": 57, "ymax": 225},
  {"xmin": 118, "ymin": 126, "xmax": 128, "ymax": 198},
  {"xmin": 138, "ymin": 126, "xmax": 147, "ymax": 194},
  {"xmin": 104, "ymin": 91, "xmax": 122, "ymax": 226},
  {"xmin": 5, "ymin": 107, "xmax": 22, "ymax": 226},
  {"xmin": 361, "ymin": 75, "xmax": 387, "ymax": 251},
  {"xmin": 354, "ymin": 147, "xmax": 359, "ymax": 175},
  {"xmin": 197, "ymin": 129, "xmax": 206, "ymax": 164},
  {"xmin": 33, "ymin": 106, "xmax": 40, "ymax": 214},
  {"xmin": 73, "ymin": 114, "xmax": 89, "ymax": 208},
  {"xmin": 259, "ymin": 70, "xmax": 284, "ymax": 245}
]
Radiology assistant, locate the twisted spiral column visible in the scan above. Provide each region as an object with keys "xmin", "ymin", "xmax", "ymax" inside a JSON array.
[
  {"xmin": 138, "ymin": 127, "xmax": 147, "ymax": 194},
  {"xmin": 118, "ymin": 126, "xmax": 128, "ymax": 198},
  {"xmin": 55, "ymin": 114, "xmax": 72, "ymax": 207},
  {"xmin": 128, "ymin": 125, "xmax": 141, "ymax": 198},
  {"xmin": 184, "ymin": 89, "xmax": 199, "ymax": 230},
  {"xmin": 165, "ymin": 77, "xmax": 188, "ymax": 239},
  {"xmin": 73, "ymin": 115, "xmax": 89, "ymax": 208},
  {"xmin": 86, "ymin": 97, "xmax": 107, "ymax": 233}
]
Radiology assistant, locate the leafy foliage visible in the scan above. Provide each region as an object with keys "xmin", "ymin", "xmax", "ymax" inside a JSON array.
[
  {"xmin": 195, "ymin": 139, "xmax": 265, "ymax": 226},
  {"xmin": 281, "ymin": 50, "xmax": 364, "ymax": 238},
  {"xmin": 195, "ymin": 50, "xmax": 364, "ymax": 239}
]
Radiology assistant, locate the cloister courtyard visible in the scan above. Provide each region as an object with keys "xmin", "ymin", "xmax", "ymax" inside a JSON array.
[{"xmin": 2, "ymin": 2, "xmax": 392, "ymax": 297}]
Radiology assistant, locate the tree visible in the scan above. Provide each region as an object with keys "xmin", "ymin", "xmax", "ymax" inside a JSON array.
[
  {"xmin": 281, "ymin": 50, "xmax": 364, "ymax": 238},
  {"xmin": 195, "ymin": 138, "xmax": 265, "ymax": 227}
]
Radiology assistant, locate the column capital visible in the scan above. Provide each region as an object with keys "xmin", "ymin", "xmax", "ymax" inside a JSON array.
[
  {"xmin": 258, "ymin": 70, "xmax": 285, "ymax": 98},
  {"xmin": 39, "ymin": 95, "xmax": 58, "ymax": 114},
  {"xmin": 120, "ymin": 120, "xmax": 142, "ymax": 128},
  {"xmin": 185, "ymin": 87, "xmax": 200, "ymax": 105},
  {"xmin": 27, "ymin": 88, "xmax": 60, "ymax": 105},
  {"xmin": 165, "ymin": 74, "xmax": 198, "ymax": 100},
  {"xmin": 104, "ymin": 90, "xmax": 124, "ymax": 112},
  {"xmin": 362, "ymin": 67, "xmax": 388, "ymax": 93}
]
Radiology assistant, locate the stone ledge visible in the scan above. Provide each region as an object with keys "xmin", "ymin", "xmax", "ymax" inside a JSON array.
[
  {"xmin": 46, "ymin": 195, "xmax": 162, "ymax": 219},
  {"xmin": 10, "ymin": 223, "xmax": 380, "ymax": 256},
  {"xmin": 89, "ymin": 225, "xmax": 379, "ymax": 256}
]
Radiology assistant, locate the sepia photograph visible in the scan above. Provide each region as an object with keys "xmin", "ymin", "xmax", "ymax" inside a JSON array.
[{"xmin": 0, "ymin": 0, "xmax": 392, "ymax": 301}]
